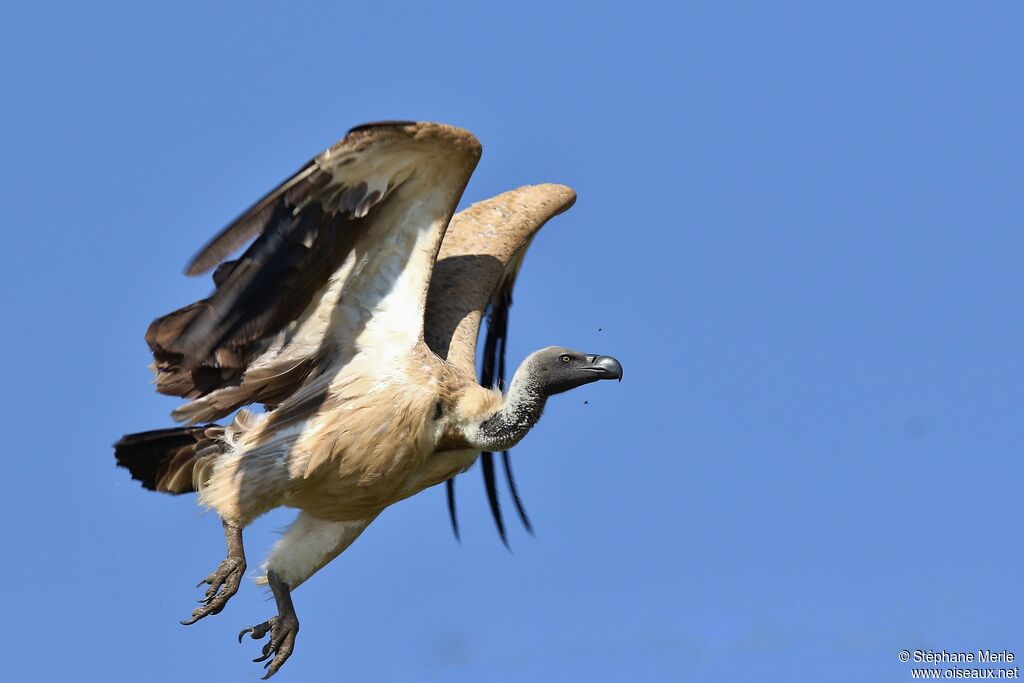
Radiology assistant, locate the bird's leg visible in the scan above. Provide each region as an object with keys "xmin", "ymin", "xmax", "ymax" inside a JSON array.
[
  {"xmin": 181, "ymin": 519, "xmax": 246, "ymax": 625},
  {"xmin": 238, "ymin": 570, "xmax": 299, "ymax": 679},
  {"xmin": 232, "ymin": 512, "xmax": 376, "ymax": 677}
]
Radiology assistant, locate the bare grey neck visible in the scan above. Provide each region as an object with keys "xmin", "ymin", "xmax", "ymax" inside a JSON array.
[{"xmin": 472, "ymin": 368, "xmax": 548, "ymax": 451}]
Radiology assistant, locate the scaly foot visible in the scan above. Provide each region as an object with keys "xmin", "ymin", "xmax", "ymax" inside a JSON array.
[
  {"xmin": 181, "ymin": 555, "xmax": 246, "ymax": 624},
  {"xmin": 238, "ymin": 570, "xmax": 299, "ymax": 678},
  {"xmin": 239, "ymin": 613, "xmax": 300, "ymax": 679},
  {"xmin": 180, "ymin": 520, "xmax": 246, "ymax": 625}
]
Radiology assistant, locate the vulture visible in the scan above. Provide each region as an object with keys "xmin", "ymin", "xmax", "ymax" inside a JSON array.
[{"xmin": 114, "ymin": 121, "xmax": 622, "ymax": 677}]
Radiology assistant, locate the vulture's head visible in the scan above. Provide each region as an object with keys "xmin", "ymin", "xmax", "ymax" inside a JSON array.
[
  {"xmin": 520, "ymin": 346, "xmax": 623, "ymax": 396},
  {"xmin": 469, "ymin": 346, "xmax": 622, "ymax": 452}
]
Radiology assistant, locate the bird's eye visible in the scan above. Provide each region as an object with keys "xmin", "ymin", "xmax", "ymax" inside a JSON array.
[{"xmin": 560, "ymin": 355, "xmax": 571, "ymax": 363}]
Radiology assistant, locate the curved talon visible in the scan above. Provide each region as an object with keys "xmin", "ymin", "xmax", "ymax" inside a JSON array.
[
  {"xmin": 180, "ymin": 556, "xmax": 246, "ymax": 626},
  {"xmin": 239, "ymin": 615, "xmax": 299, "ymax": 679},
  {"xmin": 239, "ymin": 621, "xmax": 272, "ymax": 643},
  {"xmin": 251, "ymin": 632, "xmax": 275, "ymax": 662}
]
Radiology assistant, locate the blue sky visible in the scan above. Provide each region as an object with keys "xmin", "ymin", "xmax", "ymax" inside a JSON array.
[{"xmin": 2, "ymin": 2, "xmax": 1022, "ymax": 681}]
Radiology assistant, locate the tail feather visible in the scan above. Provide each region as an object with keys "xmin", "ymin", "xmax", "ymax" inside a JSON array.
[{"xmin": 114, "ymin": 425, "xmax": 219, "ymax": 494}]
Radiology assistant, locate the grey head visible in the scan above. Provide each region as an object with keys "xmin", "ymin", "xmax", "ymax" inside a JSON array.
[
  {"xmin": 469, "ymin": 345, "xmax": 622, "ymax": 453},
  {"xmin": 520, "ymin": 346, "xmax": 623, "ymax": 396}
]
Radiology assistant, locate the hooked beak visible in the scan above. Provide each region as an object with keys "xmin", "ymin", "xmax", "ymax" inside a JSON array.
[{"xmin": 585, "ymin": 354, "xmax": 623, "ymax": 382}]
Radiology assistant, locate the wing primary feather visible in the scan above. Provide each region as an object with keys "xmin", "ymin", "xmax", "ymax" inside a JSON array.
[
  {"xmin": 491, "ymin": 277, "xmax": 533, "ymax": 536},
  {"xmin": 186, "ymin": 161, "xmax": 319, "ymax": 276},
  {"xmin": 501, "ymin": 450, "xmax": 534, "ymax": 535},
  {"xmin": 496, "ymin": 288, "xmax": 508, "ymax": 391},
  {"xmin": 479, "ymin": 290, "xmax": 511, "ymax": 547},
  {"xmin": 446, "ymin": 478, "xmax": 461, "ymax": 542},
  {"xmin": 175, "ymin": 200, "xmax": 322, "ymax": 365},
  {"xmin": 480, "ymin": 452, "xmax": 508, "ymax": 548}
]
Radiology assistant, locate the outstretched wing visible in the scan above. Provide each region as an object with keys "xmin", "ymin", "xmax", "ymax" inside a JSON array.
[
  {"xmin": 147, "ymin": 122, "xmax": 481, "ymax": 423},
  {"xmin": 423, "ymin": 184, "xmax": 577, "ymax": 543}
]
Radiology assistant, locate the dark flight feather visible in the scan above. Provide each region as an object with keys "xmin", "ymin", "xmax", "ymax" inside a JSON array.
[
  {"xmin": 502, "ymin": 450, "xmax": 533, "ymax": 535},
  {"xmin": 185, "ymin": 160, "xmax": 320, "ymax": 276},
  {"xmin": 446, "ymin": 476, "xmax": 460, "ymax": 542},
  {"xmin": 174, "ymin": 201, "xmax": 320, "ymax": 363},
  {"xmin": 493, "ymin": 286, "xmax": 533, "ymax": 535},
  {"xmin": 476, "ymin": 284, "xmax": 506, "ymax": 545},
  {"xmin": 480, "ymin": 451, "xmax": 507, "ymax": 547},
  {"xmin": 449, "ymin": 272, "xmax": 533, "ymax": 545},
  {"xmin": 146, "ymin": 136, "xmax": 391, "ymax": 402}
]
